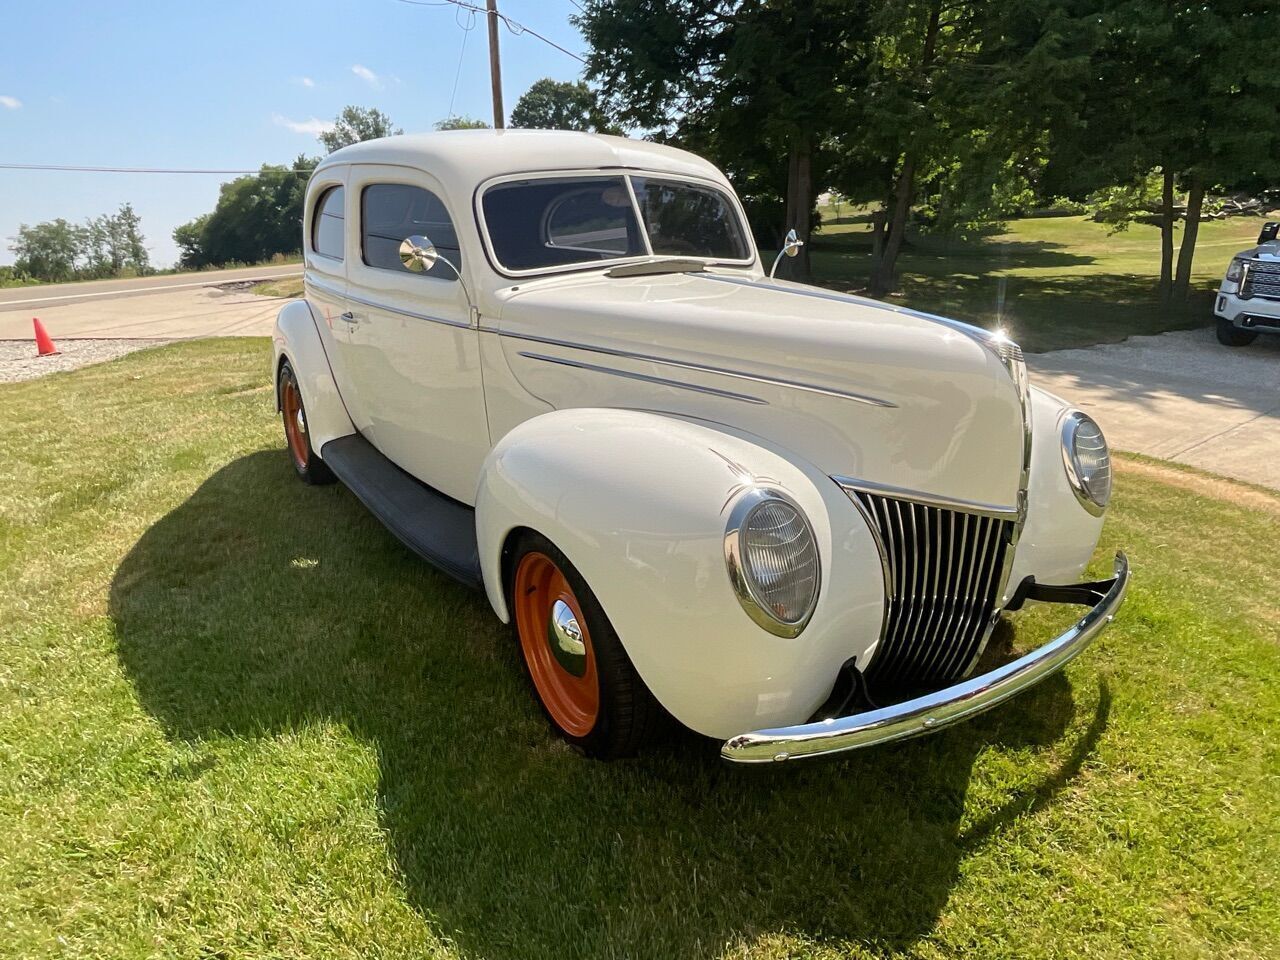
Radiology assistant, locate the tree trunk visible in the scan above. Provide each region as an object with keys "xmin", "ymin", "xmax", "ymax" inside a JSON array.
[
  {"xmin": 783, "ymin": 138, "xmax": 813, "ymax": 281},
  {"xmin": 1173, "ymin": 176, "xmax": 1205, "ymax": 303},
  {"xmin": 870, "ymin": 156, "xmax": 916, "ymax": 297},
  {"xmin": 867, "ymin": 0, "xmax": 941, "ymax": 298},
  {"xmin": 1158, "ymin": 167, "xmax": 1175, "ymax": 304},
  {"xmin": 870, "ymin": 206, "xmax": 887, "ymax": 263}
]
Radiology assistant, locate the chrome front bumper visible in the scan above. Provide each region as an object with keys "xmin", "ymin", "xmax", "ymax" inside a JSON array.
[{"xmin": 721, "ymin": 552, "xmax": 1130, "ymax": 764}]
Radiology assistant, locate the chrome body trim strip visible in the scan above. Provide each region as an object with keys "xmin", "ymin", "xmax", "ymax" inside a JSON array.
[
  {"xmin": 721, "ymin": 552, "xmax": 1129, "ymax": 763},
  {"xmin": 516, "ymin": 351, "xmax": 768, "ymax": 405},
  {"xmin": 304, "ymin": 275, "xmax": 471, "ymax": 330},
  {"xmin": 833, "ymin": 476, "xmax": 1020, "ymax": 521},
  {"xmin": 495, "ymin": 329, "xmax": 896, "ymax": 408}
]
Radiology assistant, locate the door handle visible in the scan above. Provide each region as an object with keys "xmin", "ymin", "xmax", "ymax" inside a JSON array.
[{"xmin": 340, "ymin": 311, "xmax": 360, "ymax": 324}]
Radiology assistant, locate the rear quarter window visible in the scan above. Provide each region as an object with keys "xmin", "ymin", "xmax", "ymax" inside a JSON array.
[{"xmin": 311, "ymin": 186, "xmax": 345, "ymax": 260}]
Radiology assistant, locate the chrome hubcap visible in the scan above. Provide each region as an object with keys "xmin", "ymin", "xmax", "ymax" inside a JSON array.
[
  {"xmin": 546, "ymin": 598, "xmax": 586, "ymax": 676},
  {"xmin": 294, "ymin": 407, "xmax": 306, "ymax": 437}
]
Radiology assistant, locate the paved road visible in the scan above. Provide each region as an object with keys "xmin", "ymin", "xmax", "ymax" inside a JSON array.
[
  {"xmin": 0, "ymin": 265, "xmax": 300, "ymax": 340},
  {"xmin": 1031, "ymin": 326, "xmax": 1280, "ymax": 491}
]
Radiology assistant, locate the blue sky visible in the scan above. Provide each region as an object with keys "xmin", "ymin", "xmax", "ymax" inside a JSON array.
[{"xmin": 0, "ymin": 0, "xmax": 588, "ymax": 267}]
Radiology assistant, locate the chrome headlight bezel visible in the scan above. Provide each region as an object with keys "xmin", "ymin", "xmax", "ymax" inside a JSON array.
[
  {"xmin": 1060, "ymin": 411, "xmax": 1111, "ymax": 516},
  {"xmin": 723, "ymin": 487, "xmax": 821, "ymax": 638}
]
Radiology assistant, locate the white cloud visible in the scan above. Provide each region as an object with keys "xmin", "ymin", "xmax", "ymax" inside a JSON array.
[
  {"xmin": 273, "ymin": 113, "xmax": 334, "ymax": 135},
  {"xmin": 351, "ymin": 64, "xmax": 381, "ymax": 87},
  {"xmin": 295, "ymin": 76, "xmax": 315, "ymax": 88},
  {"xmin": 0, "ymin": 95, "xmax": 22, "ymax": 110}
]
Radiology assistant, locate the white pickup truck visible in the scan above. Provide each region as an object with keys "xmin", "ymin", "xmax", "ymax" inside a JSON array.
[{"xmin": 1215, "ymin": 221, "xmax": 1280, "ymax": 346}]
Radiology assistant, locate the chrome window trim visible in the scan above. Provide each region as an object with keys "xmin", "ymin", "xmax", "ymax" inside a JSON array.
[
  {"xmin": 304, "ymin": 275, "xmax": 471, "ymax": 330},
  {"xmin": 517, "ymin": 351, "xmax": 768, "ymax": 404},
  {"xmin": 1059, "ymin": 410, "xmax": 1108, "ymax": 517},
  {"xmin": 723, "ymin": 487, "xmax": 821, "ymax": 638},
  {"xmin": 832, "ymin": 476, "xmax": 1020, "ymax": 521},
  {"xmin": 495, "ymin": 329, "xmax": 896, "ymax": 408}
]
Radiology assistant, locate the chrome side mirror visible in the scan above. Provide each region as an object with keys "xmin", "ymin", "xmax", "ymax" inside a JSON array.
[
  {"xmin": 399, "ymin": 235, "xmax": 440, "ymax": 273},
  {"xmin": 769, "ymin": 228, "xmax": 805, "ymax": 279}
]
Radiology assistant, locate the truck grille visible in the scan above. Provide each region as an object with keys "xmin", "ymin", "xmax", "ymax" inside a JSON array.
[
  {"xmin": 853, "ymin": 491, "xmax": 1014, "ymax": 685},
  {"xmin": 1243, "ymin": 260, "xmax": 1280, "ymax": 300}
]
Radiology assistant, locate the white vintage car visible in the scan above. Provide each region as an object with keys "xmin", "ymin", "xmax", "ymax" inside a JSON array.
[
  {"xmin": 272, "ymin": 130, "xmax": 1128, "ymax": 763},
  {"xmin": 1214, "ymin": 220, "xmax": 1280, "ymax": 346}
]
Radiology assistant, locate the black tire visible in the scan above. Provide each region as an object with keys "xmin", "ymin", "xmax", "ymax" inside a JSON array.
[
  {"xmin": 278, "ymin": 360, "xmax": 336, "ymax": 485},
  {"xmin": 1217, "ymin": 317, "xmax": 1258, "ymax": 347},
  {"xmin": 508, "ymin": 531, "xmax": 670, "ymax": 759}
]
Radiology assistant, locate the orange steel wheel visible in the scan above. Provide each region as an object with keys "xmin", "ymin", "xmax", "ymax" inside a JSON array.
[
  {"xmin": 281, "ymin": 373, "xmax": 309, "ymax": 471},
  {"xmin": 513, "ymin": 551, "xmax": 600, "ymax": 737}
]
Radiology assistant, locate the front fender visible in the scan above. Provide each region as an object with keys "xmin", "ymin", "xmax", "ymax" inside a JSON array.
[
  {"xmin": 271, "ymin": 300, "xmax": 354, "ymax": 453},
  {"xmin": 1003, "ymin": 385, "xmax": 1107, "ymax": 597},
  {"xmin": 474, "ymin": 408, "xmax": 885, "ymax": 739}
]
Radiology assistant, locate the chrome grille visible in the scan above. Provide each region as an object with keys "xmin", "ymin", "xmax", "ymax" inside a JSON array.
[
  {"xmin": 853, "ymin": 491, "xmax": 1014, "ymax": 685},
  {"xmin": 1243, "ymin": 260, "xmax": 1280, "ymax": 300}
]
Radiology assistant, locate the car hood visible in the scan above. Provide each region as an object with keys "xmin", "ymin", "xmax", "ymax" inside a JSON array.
[
  {"xmin": 493, "ymin": 270, "xmax": 1027, "ymax": 509},
  {"xmin": 1237, "ymin": 240, "xmax": 1280, "ymax": 262}
]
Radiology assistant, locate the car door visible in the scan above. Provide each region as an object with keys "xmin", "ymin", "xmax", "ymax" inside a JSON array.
[{"xmin": 338, "ymin": 164, "xmax": 488, "ymax": 505}]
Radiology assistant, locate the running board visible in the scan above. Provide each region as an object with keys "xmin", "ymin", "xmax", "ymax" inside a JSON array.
[{"xmin": 319, "ymin": 434, "xmax": 482, "ymax": 589}]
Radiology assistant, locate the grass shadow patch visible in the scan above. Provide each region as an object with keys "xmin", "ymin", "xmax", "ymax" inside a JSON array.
[{"xmin": 111, "ymin": 450, "xmax": 1106, "ymax": 958}]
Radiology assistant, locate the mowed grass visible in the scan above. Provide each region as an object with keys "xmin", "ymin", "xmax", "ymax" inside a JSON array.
[
  {"xmin": 1, "ymin": 339, "xmax": 1277, "ymax": 959},
  {"xmin": 808, "ymin": 213, "xmax": 1274, "ymax": 352}
]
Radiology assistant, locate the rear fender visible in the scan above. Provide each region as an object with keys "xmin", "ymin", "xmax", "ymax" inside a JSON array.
[
  {"xmin": 271, "ymin": 299, "xmax": 354, "ymax": 452},
  {"xmin": 474, "ymin": 408, "xmax": 885, "ymax": 738}
]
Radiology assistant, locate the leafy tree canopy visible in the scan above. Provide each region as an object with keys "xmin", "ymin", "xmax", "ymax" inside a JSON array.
[
  {"xmin": 510, "ymin": 78, "xmax": 618, "ymax": 133},
  {"xmin": 434, "ymin": 116, "xmax": 490, "ymax": 130},
  {"xmin": 172, "ymin": 156, "xmax": 317, "ymax": 268},
  {"xmin": 9, "ymin": 204, "xmax": 150, "ymax": 282},
  {"xmin": 319, "ymin": 106, "xmax": 402, "ymax": 153}
]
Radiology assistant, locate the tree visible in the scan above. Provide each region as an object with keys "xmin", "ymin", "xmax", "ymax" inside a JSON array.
[
  {"xmin": 173, "ymin": 214, "xmax": 212, "ymax": 270},
  {"xmin": 510, "ymin": 78, "xmax": 617, "ymax": 132},
  {"xmin": 172, "ymin": 156, "xmax": 317, "ymax": 267},
  {"xmin": 318, "ymin": 106, "xmax": 402, "ymax": 153},
  {"xmin": 83, "ymin": 203, "xmax": 150, "ymax": 278},
  {"xmin": 1057, "ymin": 0, "xmax": 1280, "ymax": 303},
  {"xmin": 576, "ymin": 0, "xmax": 872, "ymax": 281},
  {"xmin": 9, "ymin": 219, "xmax": 82, "ymax": 282},
  {"xmin": 434, "ymin": 116, "xmax": 490, "ymax": 130}
]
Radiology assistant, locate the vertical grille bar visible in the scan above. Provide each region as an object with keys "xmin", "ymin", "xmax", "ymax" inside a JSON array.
[{"xmin": 855, "ymin": 491, "xmax": 1014, "ymax": 685}]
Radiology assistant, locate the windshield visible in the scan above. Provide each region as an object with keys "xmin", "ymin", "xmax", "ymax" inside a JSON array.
[{"xmin": 480, "ymin": 174, "xmax": 752, "ymax": 273}]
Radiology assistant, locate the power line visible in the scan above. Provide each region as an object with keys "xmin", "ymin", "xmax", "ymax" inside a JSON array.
[
  {"xmin": 0, "ymin": 162, "xmax": 313, "ymax": 176},
  {"xmin": 394, "ymin": 0, "xmax": 586, "ymax": 63}
]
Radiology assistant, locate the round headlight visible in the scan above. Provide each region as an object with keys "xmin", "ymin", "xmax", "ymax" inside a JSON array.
[
  {"xmin": 724, "ymin": 489, "xmax": 820, "ymax": 637},
  {"xmin": 1061, "ymin": 412, "xmax": 1111, "ymax": 514}
]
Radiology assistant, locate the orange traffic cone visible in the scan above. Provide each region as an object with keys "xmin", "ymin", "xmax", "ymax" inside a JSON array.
[{"xmin": 33, "ymin": 318, "xmax": 59, "ymax": 356}]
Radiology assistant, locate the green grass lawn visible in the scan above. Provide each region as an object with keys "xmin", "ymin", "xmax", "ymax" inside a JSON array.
[
  {"xmin": 808, "ymin": 213, "xmax": 1273, "ymax": 352},
  {"xmin": 2, "ymin": 340, "xmax": 1277, "ymax": 959}
]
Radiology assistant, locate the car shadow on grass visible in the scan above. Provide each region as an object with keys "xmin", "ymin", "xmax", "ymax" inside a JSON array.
[{"xmin": 111, "ymin": 450, "xmax": 1109, "ymax": 959}]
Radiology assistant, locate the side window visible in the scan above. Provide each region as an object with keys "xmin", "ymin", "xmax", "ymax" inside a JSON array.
[
  {"xmin": 361, "ymin": 183, "xmax": 461, "ymax": 281},
  {"xmin": 312, "ymin": 186, "xmax": 344, "ymax": 260}
]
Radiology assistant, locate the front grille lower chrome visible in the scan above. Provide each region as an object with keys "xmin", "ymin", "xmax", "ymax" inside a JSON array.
[
  {"xmin": 851, "ymin": 490, "xmax": 1015, "ymax": 685},
  {"xmin": 1243, "ymin": 260, "xmax": 1280, "ymax": 300}
]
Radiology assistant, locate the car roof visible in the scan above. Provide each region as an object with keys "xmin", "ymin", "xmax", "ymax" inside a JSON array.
[{"xmin": 313, "ymin": 129, "xmax": 729, "ymax": 195}]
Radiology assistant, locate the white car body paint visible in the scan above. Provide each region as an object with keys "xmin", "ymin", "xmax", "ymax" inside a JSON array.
[{"xmin": 272, "ymin": 130, "xmax": 1113, "ymax": 740}]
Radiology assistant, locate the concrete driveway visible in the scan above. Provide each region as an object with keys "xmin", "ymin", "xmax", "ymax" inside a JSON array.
[{"xmin": 1030, "ymin": 326, "xmax": 1280, "ymax": 490}]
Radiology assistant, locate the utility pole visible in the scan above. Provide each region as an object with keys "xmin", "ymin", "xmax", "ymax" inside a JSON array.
[{"xmin": 486, "ymin": 0, "xmax": 505, "ymax": 128}]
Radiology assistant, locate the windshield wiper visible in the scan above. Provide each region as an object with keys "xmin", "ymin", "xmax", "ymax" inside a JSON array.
[{"xmin": 604, "ymin": 257, "xmax": 709, "ymax": 278}]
